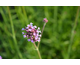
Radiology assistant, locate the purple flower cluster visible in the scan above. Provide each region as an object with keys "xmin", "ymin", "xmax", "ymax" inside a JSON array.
[
  {"xmin": 0, "ymin": 56, "xmax": 2, "ymax": 59},
  {"xmin": 22, "ymin": 23, "xmax": 41, "ymax": 43}
]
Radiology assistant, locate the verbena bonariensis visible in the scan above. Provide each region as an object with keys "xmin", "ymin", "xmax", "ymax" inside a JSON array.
[
  {"xmin": 22, "ymin": 18, "xmax": 48, "ymax": 59},
  {"xmin": 22, "ymin": 23, "xmax": 41, "ymax": 43}
]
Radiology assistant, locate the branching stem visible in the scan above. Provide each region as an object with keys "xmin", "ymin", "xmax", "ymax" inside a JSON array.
[{"xmin": 33, "ymin": 43, "xmax": 42, "ymax": 59}]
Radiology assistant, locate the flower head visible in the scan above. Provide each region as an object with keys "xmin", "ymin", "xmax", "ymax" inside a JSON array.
[
  {"xmin": 0, "ymin": 56, "xmax": 2, "ymax": 59},
  {"xmin": 43, "ymin": 18, "xmax": 48, "ymax": 23},
  {"xmin": 22, "ymin": 23, "xmax": 41, "ymax": 43}
]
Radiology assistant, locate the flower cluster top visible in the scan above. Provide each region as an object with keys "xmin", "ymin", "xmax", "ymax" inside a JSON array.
[{"xmin": 22, "ymin": 23, "xmax": 41, "ymax": 43}]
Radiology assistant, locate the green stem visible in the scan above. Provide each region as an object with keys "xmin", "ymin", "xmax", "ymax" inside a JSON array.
[
  {"xmin": 7, "ymin": 6, "xmax": 23, "ymax": 59},
  {"xmin": 37, "ymin": 48, "xmax": 42, "ymax": 59},
  {"xmin": 67, "ymin": 6, "xmax": 80, "ymax": 59},
  {"xmin": 33, "ymin": 43, "xmax": 42, "ymax": 59}
]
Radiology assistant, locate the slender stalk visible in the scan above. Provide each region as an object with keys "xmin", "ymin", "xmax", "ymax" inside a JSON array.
[
  {"xmin": 38, "ymin": 22, "xmax": 46, "ymax": 47},
  {"xmin": 33, "ymin": 43, "xmax": 42, "ymax": 59},
  {"xmin": 67, "ymin": 6, "xmax": 80, "ymax": 59},
  {"xmin": 7, "ymin": 6, "xmax": 23, "ymax": 58},
  {"xmin": 37, "ymin": 48, "xmax": 42, "ymax": 59}
]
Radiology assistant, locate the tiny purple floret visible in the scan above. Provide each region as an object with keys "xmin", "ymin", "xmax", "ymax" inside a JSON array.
[
  {"xmin": 28, "ymin": 39, "xmax": 31, "ymax": 41},
  {"xmin": 22, "ymin": 32, "xmax": 24, "ymax": 34},
  {"xmin": 31, "ymin": 40, "xmax": 34, "ymax": 43},
  {"xmin": 34, "ymin": 26, "xmax": 37, "ymax": 28},
  {"xmin": 38, "ymin": 39, "xmax": 40, "ymax": 42},
  {"xmin": 23, "ymin": 35, "xmax": 26, "ymax": 38},
  {"xmin": 22, "ymin": 28, "xmax": 24, "ymax": 30}
]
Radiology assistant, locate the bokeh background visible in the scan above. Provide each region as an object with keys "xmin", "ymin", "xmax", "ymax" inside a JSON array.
[{"xmin": 0, "ymin": 6, "xmax": 80, "ymax": 59}]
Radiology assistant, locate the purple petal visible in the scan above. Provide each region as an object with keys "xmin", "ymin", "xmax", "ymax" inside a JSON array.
[
  {"xmin": 23, "ymin": 35, "xmax": 26, "ymax": 38},
  {"xmin": 28, "ymin": 29, "xmax": 32, "ymax": 31},
  {"xmin": 34, "ymin": 26, "xmax": 37, "ymax": 28},
  {"xmin": 39, "ymin": 35, "xmax": 41, "ymax": 37},
  {"xmin": 37, "ymin": 38, "xmax": 40, "ymax": 42},
  {"xmin": 26, "ymin": 27, "xmax": 29, "ymax": 29},
  {"xmin": 28, "ymin": 39, "xmax": 31, "ymax": 41},
  {"xmin": 33, "ymin": 33, "xmax": 36, "ymax": 36},
  {"xmin": 30, "ymin": 23, "xmax": 33, "ymax": 26},
  {"xmin": 31, "ymin": 40, "xmax": 34, "ymax": 43},
  {"xmin": 38, "ymin": 39, "xmax": 40, "ymax": 42},
  {"xmin": 27, "ymin": 24, "xmax": 30, "ymax": 27},
  {"xmin": 22, "ymin": 28, "xmax": 24, "ymax": 30},
  {"xmin": 35, "ymin": 36, "xmax": 38, "ymax": 40},
  {"xmin": 31, "ymin": 26, "xmax": 34, "ymax": 29},
  {"xmin": 22, "ymin": 32, "xmax": 24, "ymax": 34}
]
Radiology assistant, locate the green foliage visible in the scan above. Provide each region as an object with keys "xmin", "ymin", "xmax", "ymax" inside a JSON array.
[{"xmin": 0, "ymin": 6, "xmax": 80, "ymax": 59}]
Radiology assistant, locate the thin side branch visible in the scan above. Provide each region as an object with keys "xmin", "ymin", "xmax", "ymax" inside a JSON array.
[{"xmin": 38, "ymin": 22, "xmax": 46, "ymax": 47}]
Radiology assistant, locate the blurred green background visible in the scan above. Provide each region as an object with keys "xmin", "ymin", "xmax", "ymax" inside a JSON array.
[{"xmin": 0, "ymin": 6, "xmax": 80, "ymax": 59}]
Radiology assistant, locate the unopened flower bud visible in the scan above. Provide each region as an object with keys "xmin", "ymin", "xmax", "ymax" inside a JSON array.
[{"xmin": 43, "ymin": 18, "xmax": 48, "ymax": 23}]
